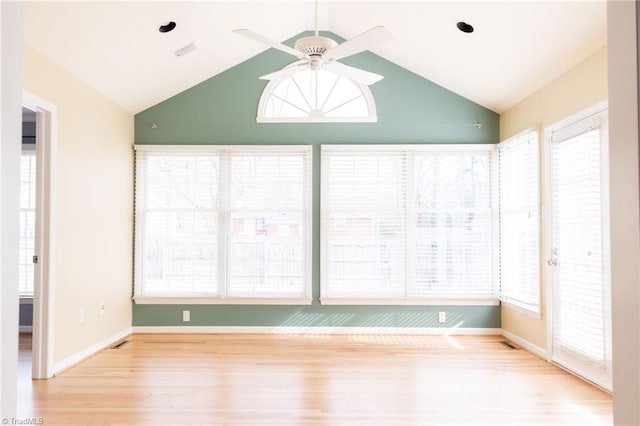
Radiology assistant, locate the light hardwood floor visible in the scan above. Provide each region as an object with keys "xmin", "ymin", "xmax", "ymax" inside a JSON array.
[{"xmin": 17, "ymin": 333, "xmax": 612, "ymax": 425}]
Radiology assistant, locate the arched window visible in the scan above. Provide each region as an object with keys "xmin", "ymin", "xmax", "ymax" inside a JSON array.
[{"xmin": 257, "ymin": 68, "xmax": 377, "ymax": 123}]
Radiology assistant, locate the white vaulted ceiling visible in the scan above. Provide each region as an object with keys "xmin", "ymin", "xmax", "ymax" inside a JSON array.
[{"xmin": 23, "ymin": 1, "xmax": 606, "ymax": 114}]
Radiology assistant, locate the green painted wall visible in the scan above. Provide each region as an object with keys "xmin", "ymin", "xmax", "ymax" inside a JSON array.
[
  {"xmin": 133, "ymin": 32, "xmax": 501, "ymax": 329},
  {"xmin": 134, "ymin": 304, "xmax": 499, "ymax": 328}
]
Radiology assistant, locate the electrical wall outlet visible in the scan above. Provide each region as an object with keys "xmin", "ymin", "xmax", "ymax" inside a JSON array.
[
  {"xmin": 100, "ymin": 302, "xmax": 105, "ymax": 314},
  {"xmin": 182, "ymin": 310, "xmax": 190, "ymax": 322},
  {"xmin": 438, "ymin": 311, "xmax": 446, "ymax": 323}
]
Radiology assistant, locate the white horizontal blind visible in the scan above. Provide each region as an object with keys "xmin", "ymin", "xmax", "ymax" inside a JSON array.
[
  {"xmin": 498, "ymin": 130, "xmax": 540, "ymax": 313},
  {"xmin": 19, "ymin": 151, "xmax": 37, "ymax": 296},
  {"xmin": 321, "ymin": 145, "xmax": 496, "ymax": 300},
  {"xmin": 550, "ymin": 111, "xmax": 611, "ymax": 388},
  {"xmin": 321, "ymin": 148, "xmax": 408, "ymax": 297},
  {"xmin": 135, "ymin": 151, "xmax": 219, "ymax": 296},
  {"xmin": 135, "ymin": 146, "xmax": 311, "ymax": 300},
  {"xmin": 411, "ymin": 150, "xmax": 495, "ymax": 298},
  {"xmin": 227, "ymin": 152, "xmax": 309, "ymax": 297}
]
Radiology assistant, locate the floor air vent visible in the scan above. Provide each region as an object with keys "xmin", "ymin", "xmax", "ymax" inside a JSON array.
[
  {"xmin": 499, "ymin": 341, "xmax": 518, "ymax": 350},
  {"xmin": 110, "ymin": 340, "xmax": 129, "ymax": 349}
]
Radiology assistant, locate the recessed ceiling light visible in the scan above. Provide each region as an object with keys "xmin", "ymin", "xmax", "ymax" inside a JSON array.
[
  {"xmin": 159, "ymin": 21, "xmax": 177, "ymax": 33},
  {"xmin": 456, "ymin": 22, "xmax": 474, "ymax": 33}
]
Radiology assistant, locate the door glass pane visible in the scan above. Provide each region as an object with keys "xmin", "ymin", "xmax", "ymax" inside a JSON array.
[{"xmin": 550, "ymin": 110, "xmax": 611, "ymax": 389}]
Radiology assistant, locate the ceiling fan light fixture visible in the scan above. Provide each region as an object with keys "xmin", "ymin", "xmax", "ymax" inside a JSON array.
[
  {"xmin": 457, "ymin": 21, "xmax": 474, "ymax": 33},
  {"xmin": 308, "ymin": 57, "xmax": 324, "ymax": 71}
]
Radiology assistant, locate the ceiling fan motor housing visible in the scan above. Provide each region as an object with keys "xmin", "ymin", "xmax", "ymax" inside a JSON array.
[{"xmin": 294, "ymin": 36, "xmax": 338, "ymax": 57}]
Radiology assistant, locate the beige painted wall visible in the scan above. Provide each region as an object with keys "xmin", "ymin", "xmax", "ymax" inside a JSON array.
[
  {"xmin": 500, "ymin": 46, "xmax": 608, "ymax": 349},
  {"xmin": 23, "ymin": 44, "xmax": 133, "ymax": 363}
]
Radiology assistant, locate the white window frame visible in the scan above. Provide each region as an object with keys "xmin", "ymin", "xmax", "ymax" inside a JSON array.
[
  {"xmin": 320, "ymin": 144, "xmax": 499, "ymax": 306},
  {"xmin": 134, "ymin": 145, "xmax": 313, "ymax": 305},
  {"xmin": 257, "ymin": 68, "xmax": 377, "ymax": 123},
  {"xmin": 498, "ymin": 128, "xmax": 541, "ymax": 317}
]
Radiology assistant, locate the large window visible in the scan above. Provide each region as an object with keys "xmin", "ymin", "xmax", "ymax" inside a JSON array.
[
  {"xmin": 134, "ymin": 146, "xmax": 312, "ymax": 303},
  {"xmin": 134, "ymin": 142, "xmax": 548, "ymax": 307},
  {"xmin": 320, "ymin": 145, "xmax": 497, "ymax": 303},
  {"xmin": 498, "ymin": 129, "xmax": 540, "ymax": 314},
  {"xmin": 19, "ymin": 150, "xmax": 37, "ymax": 296}
]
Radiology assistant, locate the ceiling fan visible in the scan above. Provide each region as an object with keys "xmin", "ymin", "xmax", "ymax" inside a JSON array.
[{"xmin": 232, "ymin": 4, "xmax": 392, "ymax": 85}]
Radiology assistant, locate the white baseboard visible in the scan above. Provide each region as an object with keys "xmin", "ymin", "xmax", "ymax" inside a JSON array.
[
  {"xmin": 133, "ymin": 326, "xmax": 502, "ymax": 335},
  {"xmin": 54, "ymin": 327, "xmax": 132, "ymax": 375},
  {"xmin": 501, "ymin": 329, "xmax": 547, "ymax": 359}
]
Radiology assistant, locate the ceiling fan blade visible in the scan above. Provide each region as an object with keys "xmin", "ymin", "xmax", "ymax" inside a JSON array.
[
  {"xmin": 233, "ymin": 29, "xmax": 306, "ymax": 59},
  {"xmin": 324, "ymin": 26, "xmax": 393, "ymax": 61},
  {"xmin": 259, "ymin": 62, "xmax": 309, "ymax": 80},
  {"xmin": 323, "ymin": 62, "xmax": 384, "ymax": 85}
]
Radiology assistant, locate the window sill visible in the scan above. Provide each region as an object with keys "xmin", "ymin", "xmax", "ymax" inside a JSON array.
[
  {"xmin": 133, "ymin": 297, "xmax": 313, "ymax": 305},
  {"xmin": 319, "ymin": 298, "xmax": 500, "ymax": 306},
  {"xmin": 500, "ymin": 299, "xmax": 542, "ymax": 319},
  {"xmin": 19, "ymin": 296, "xmax": 34, "ymax": 305}
]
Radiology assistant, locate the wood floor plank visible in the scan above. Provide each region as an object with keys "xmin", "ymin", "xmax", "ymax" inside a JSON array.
[{"xmin": 17, "ymin": 333, "xmax": 612, "ymax": 425}]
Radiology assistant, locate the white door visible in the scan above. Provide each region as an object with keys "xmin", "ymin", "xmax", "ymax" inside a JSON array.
[{"xmin": 547, "ymin": 106, "xmax": 611, "ymax": 390}]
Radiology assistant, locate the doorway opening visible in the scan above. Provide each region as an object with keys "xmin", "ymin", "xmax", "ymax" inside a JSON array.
[
  {"xmin": 21, "ymin": 92, "xmax": 57, "ymax": 381},
  {"xmin": 17, "ymin": 106, "xmax": 37, "ymax": 407}
]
